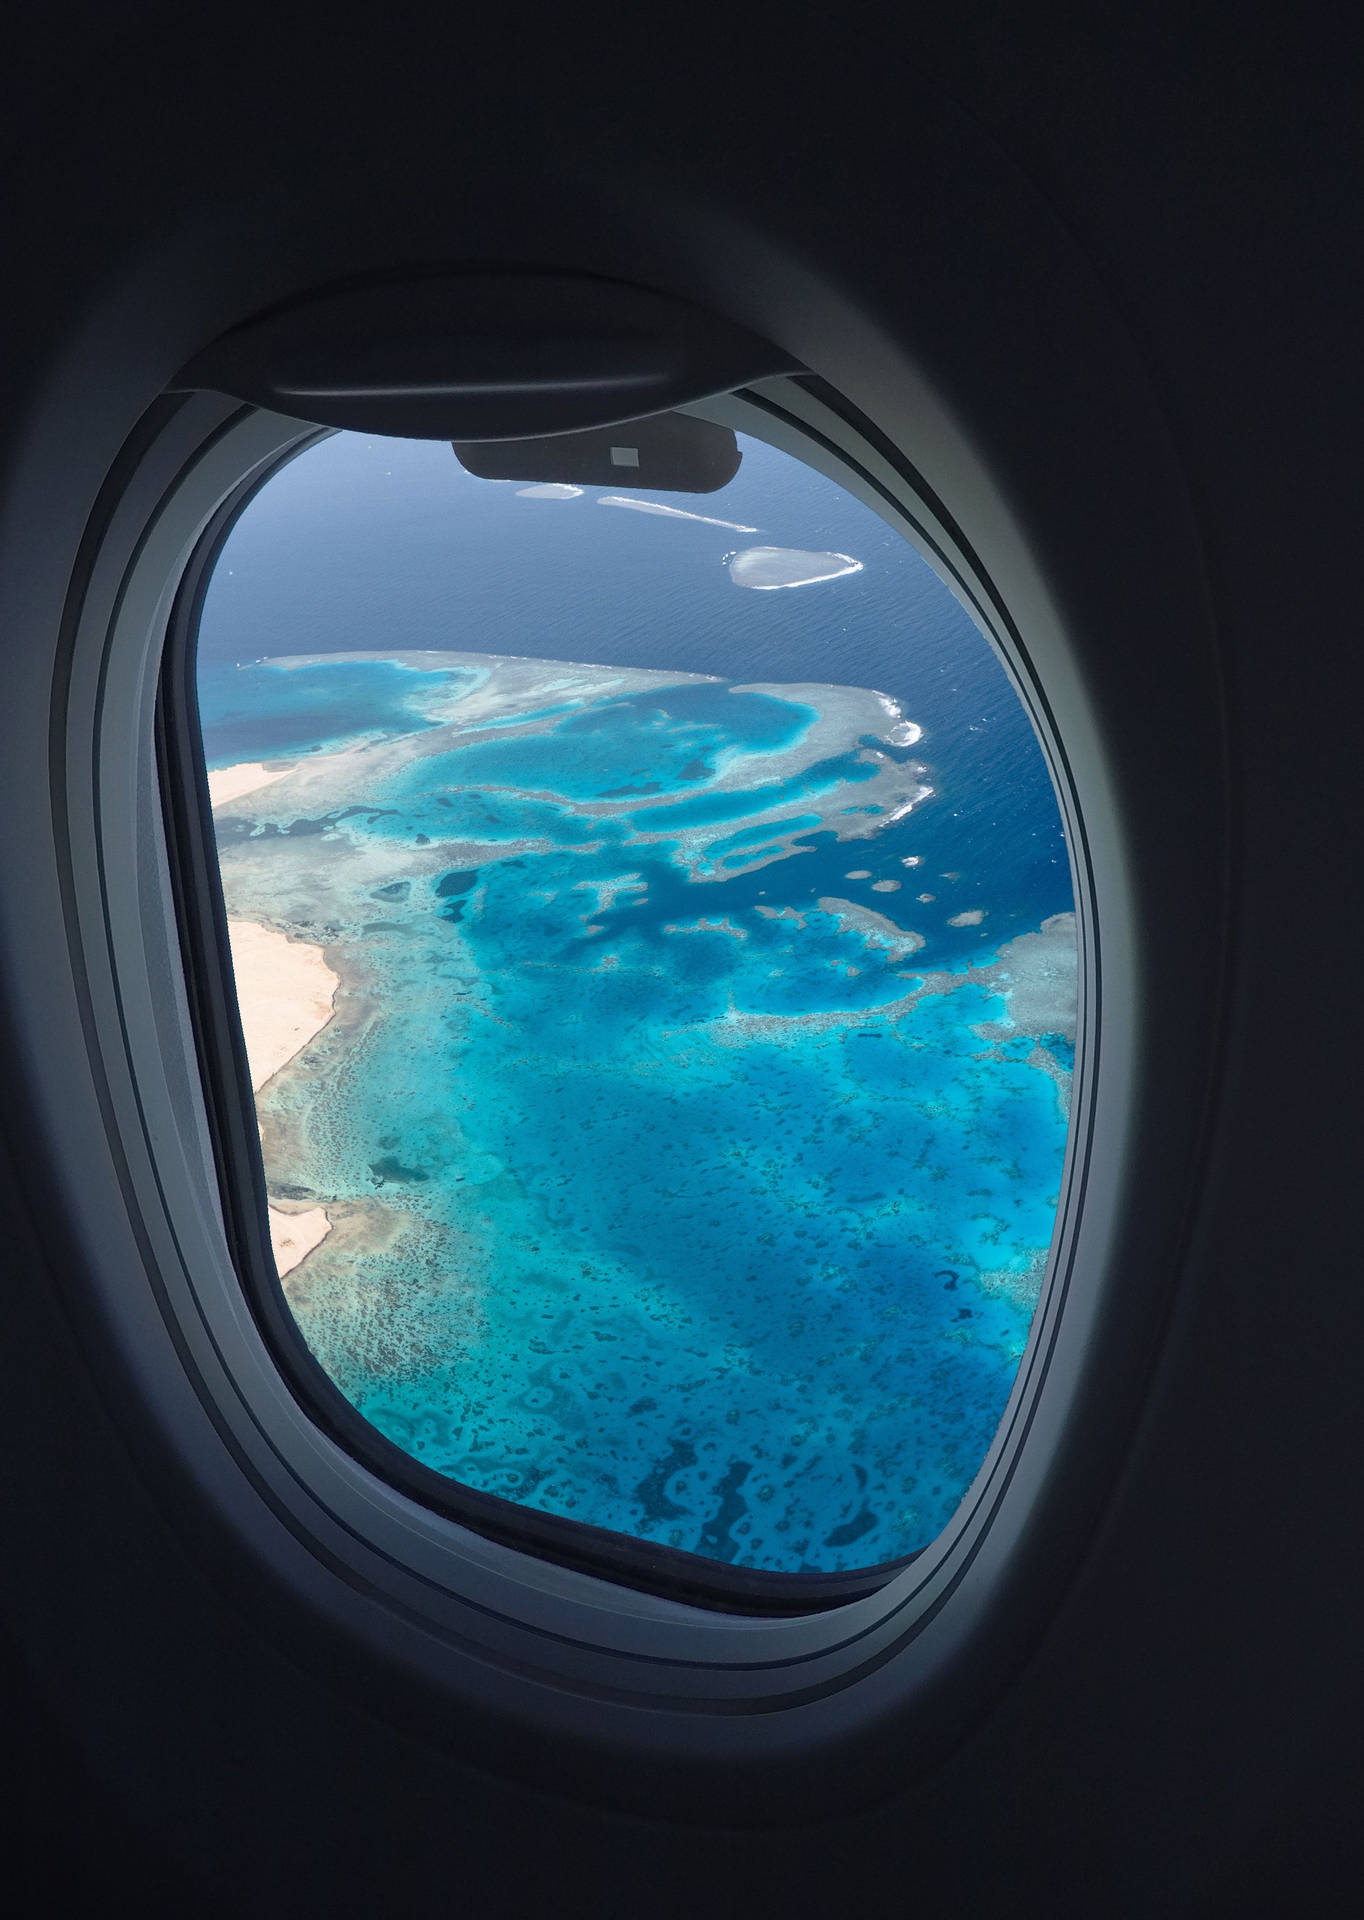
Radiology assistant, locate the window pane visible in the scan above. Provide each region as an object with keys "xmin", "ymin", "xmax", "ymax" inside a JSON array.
[{"xmin": 194, "ymin": 427, "xmax": 1076, "ymax": 1576}]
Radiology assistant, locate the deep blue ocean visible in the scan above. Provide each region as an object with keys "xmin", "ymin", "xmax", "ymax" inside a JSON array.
[{"xmin": 198, "ymin": 430, "xmax": 1075, "ymax": 1575}]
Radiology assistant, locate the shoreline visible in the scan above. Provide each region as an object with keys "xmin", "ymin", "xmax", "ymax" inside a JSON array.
[
  {"xmin": 208, "ymin": 761, "xmax": 295, "ymax": 806},
  {"xmin": 226, "ymin": 916, "xmax": 339, "ymax": 1276}
]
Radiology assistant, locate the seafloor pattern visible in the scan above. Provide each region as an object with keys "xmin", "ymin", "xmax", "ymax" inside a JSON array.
[{"xmin": 209, "ymin": 649, "xmax": 1076, "ymax": 1573}]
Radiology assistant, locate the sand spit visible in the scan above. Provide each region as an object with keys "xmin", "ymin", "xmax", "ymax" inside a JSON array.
[
  {"xmin": 228, "ymin": 919, "xmax": 340, "ymax": 1274},
  {"xmin": 598, "ymin": 495, "xmax": 758, "ymax": 532},
  {"xmin": 269, "ymin": 1204, "xmax": 331, "ymax": 1277},
  {"xmin": 208, "ymin": 762, "xmax": 295, "ymax": 806},
  {"xmin": 228, "ymin": 920, "xmax": 340, "ymax": 1090}
]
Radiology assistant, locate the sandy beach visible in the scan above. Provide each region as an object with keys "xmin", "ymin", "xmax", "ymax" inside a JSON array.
[
  {"xmin": 227, "ymin": 919, "xmax": 339, "ymax": 1088},
  {"xmin": 267, "ymin": 1203, "xmax": 331, "ymax": 1277},
  {"xmin": 226, "ymin": 916, "xmax": 339, "ymax": 1276},
  {"xmin": 208, "ymin": 761, "xmax": 295, "ymax": 807}
]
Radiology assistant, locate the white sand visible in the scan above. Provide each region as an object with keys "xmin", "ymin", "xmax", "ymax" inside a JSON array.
[
  {"xmin": 269, "ymin": 1206, "xmax": 331, "ymax": 1278},
  {"xmin": 227, "ymin": 919, "xmax": 339, "ymax": 1277},
  {"xmin": 208, "ymin": 762, "xmax": 294, "ymax": 806},
  {"xmin": 228, "ymin": 920, "xmax": 339, "ymax": 1091},
  {"xmin": 598, "ymin": 496, "xmax": 757, "ymax": 532},
  {"xmin": 727, "ymin": 546, "xmax": 863, "ymax": 589}
]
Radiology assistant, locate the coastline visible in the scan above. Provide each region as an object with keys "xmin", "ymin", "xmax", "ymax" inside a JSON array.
[
  {"xmin": 225, "ymin": 912, "xmax": 339, "ymax": 1277},
  {"xmin": 267, "ymin": 1201, "xmax": 332, "ymax": 1277},
  {"xmin": 207, "ymin": 760, "xmax": 295, "ymax": 806}
]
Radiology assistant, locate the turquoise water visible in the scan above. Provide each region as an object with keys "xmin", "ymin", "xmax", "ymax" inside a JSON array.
[
  {"xmin": 198, "ymin": 656, "xmax": 475, "ymax": 767},
  {"xmin": 200, "ymin": 430, "xmax": 1076, "ymax": 1576},
  {"xmin": 417, "ymin": 681, "xmax": 817, "ymax": 801}
]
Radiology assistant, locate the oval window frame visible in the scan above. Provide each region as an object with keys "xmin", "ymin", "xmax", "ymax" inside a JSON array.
[
  {"xmin": 159, "ymin": 389, "xmax": 1089, "ymax": 1618},
  {"xmin": 44, "ymin": 340, "xmax": 1213, "ymax": 1825}
]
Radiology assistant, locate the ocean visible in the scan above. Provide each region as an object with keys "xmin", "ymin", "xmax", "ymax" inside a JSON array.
[{"xmin": 197, "ymin": 429, "xmax": 1076, "ymax": 1575}]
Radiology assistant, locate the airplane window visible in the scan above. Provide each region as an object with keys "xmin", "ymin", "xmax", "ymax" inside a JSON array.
[{"xmin": 186, "ymin": 424, "xmax": 1076, "ymax": 1590}]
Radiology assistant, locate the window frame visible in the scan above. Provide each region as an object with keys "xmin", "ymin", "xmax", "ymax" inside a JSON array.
[
  {"xmin": 48, "ymin": 371, "xmax": 1156, "ymax": 1820},
  {"xmin": 159, "ymin": 390, "xmax": 1085, "ymax": 1618}
]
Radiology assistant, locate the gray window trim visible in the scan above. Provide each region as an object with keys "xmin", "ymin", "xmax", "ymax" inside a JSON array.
[{"xmin": 40, "ymin": 369, "xmax": 1188, "ymax": 1821}]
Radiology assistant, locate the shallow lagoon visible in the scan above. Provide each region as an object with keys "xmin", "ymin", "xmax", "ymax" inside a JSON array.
[
  {"xmin": 208, "ymin": 644, "xmax": 1075, "ymax": 1573},
  {"xmin": 404, "ymin": 679, "xmax": 817, "ymax": 804},
  {"xmin": 198, "ymin": 429, "xmax": 1076, "ymax": 1575}
]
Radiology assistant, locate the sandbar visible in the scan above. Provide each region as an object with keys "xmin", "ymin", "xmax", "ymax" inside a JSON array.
[
  {"xmin": 227, "ymin": 917, "xmax": 340, "ymax": 1277},
  {"xmin": 727, "ymin": 546, "xmax": 863, "ymax": 590},
  {"xmin": 208, "ymin": 762, "xmax": 294, "ymax": 806},
  {"xmin": 269, "ymin": 1205, "xmax": 331, "ymax": 1278},
  {"xmin": 228, "ymin": 919, "xmax": 340, "ymax": 1090},
  {"xmin": 598, "ymin": 496, "xmax": 757, "ymax": 532}
]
